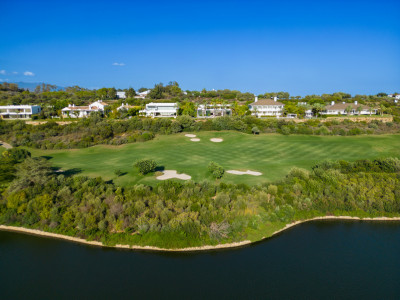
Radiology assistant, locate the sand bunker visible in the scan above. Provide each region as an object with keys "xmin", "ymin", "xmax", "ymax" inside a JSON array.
[
  {"xmin": 226, "ymin": 170, "xmax": 262, "ymax": 176},
  {"xmin": 185, "ymin": 134, "xmax": 197, "ymax": 138},
  {"xmin": 191, "ymin": 138, "xmax": 200, "ymax": 142},
  {"xmin": 156, "ymin": 170, "xmax": 191, "ymax": 180},
  {"xmin": 210, "ymin": 138, "xmax": 223, "ymax": 142}
]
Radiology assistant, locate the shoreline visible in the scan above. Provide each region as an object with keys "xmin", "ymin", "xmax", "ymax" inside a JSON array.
[{"xmin": 1, "ymin": 216, "xmax": 400, "ymax": 252}]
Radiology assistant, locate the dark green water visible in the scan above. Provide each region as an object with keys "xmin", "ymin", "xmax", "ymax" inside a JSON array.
[{"xmin": 1, "ymin": 220, "xmax": 400, "ymax": 300}]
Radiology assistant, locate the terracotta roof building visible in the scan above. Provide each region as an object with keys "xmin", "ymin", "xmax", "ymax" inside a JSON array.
[{"xmin": 61, "ymin": 100, "xmax": 109, "ymax": 118}]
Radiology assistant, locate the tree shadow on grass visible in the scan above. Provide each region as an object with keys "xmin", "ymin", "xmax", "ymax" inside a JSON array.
[
  {"xmin": 155, "ymin": 166, "xmax": 165, "ymax": 172},
  {"xmin": 54, "ymin": 168, "xmax": 82, "ymax": 177},
  {"xmin": 40, "ymin": 155, "xmax": 53, "ymax": 160}
]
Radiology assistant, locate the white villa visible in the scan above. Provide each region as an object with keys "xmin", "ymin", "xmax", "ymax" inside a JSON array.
[
  {"xmin": 61, "ymin": 100, "xmax": 109, "ymax": 118},
  {"xmin": 305, "ymin": 109, "xmax": 313, "ymax": 118},
  {"xmin": 388, "ymin": 94, "xmax": 400, "ymax": 100},
  {"xmin": 135, "ymin": 90, "xmax": 151, "ymax": 99},
  {"xmin": 321, "ymin": 101, "xmax": 377, "ymax": 115},
  {"xmin": 117, "ymin": 103, "xmax": 133, "ymax": 111},
  {"xmin": 197, "ymin": 103, "xmax": 232, "ymax": 118},
  {"xmin": 116, "ymin": 91, "xmax": 126, "ymax": 99},
  {"xmin": 249, "ymin": 96, "xmax": 285, "ymax": 117},
  {"xmin": 0, "ymin": 105, "xmax": 41, "ymax": 119},
  {"xmin": 139, "ymin": 102, "xmax": 178, "ymax": 118}
]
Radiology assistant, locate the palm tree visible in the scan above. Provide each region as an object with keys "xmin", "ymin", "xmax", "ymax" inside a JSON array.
[
  {"xmin": 345, "ymin": 105, "xmax": 353, "ymax": 115},
  {"xmin": 221, "ymin": 99, "xmax": 228, "ymax": 116},
  {"xmin": 380, "ymin": 103, "xmax": 385, "ymax": 116},
  {"xmin": 312, "ymin": 103, "xmax": 325, "ymax": 117}
]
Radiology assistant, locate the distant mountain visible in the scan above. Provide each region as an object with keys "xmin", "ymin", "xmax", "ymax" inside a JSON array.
[{"xmin": 10, "ymin": 82, "xmax": 65, "ymax": 91}]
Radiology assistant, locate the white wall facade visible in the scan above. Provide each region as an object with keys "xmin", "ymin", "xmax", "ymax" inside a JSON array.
[
  {"xmin": 0, "ymin": 105, "xmax": 41, "ymax": 119},
  {"xmin": 139, "ymin": 103, "xmax": 178, "ymax": 117}
]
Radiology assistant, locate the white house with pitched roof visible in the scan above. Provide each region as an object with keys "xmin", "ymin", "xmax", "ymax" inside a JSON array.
[
  {"xmin": 320, "ymin": 101, "xmax": 377, "ymax": 115},
  {"xmin": 61, "ymin": 100, "xmax": 109, "ymax": 118},
  {"xmin": 248, "ymin": 96, "xmax": 285, "ymax": 117},
  {"xmin": 135, "ymin": 90, "xmax": 151, "ymax": 99}
]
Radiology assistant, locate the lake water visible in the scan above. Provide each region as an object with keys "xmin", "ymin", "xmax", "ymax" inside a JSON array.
[{"xmin": 1, "ymin": 220, "xmax": 400, "ymax": 299}]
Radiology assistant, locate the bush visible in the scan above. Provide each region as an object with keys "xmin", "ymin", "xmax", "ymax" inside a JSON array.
[
  {"xmin": 134, "ymin": 159, "xmax": 157, "ymax": 175},
  {"xmin": 2, "ymin": 148, "xmax": 31, "ymax": 162},
  {"xmin": 280, "ymin": 126, "xmax": 291, "ymax": 135},
  {"xmin": 114, "ymin": 169, "xmax": 123, "ymax": 177},
  {"xmin": 251, "ymin": 126, "xmax": 260, "ymax": 134},
  {"xmin": 208, "ymin": 161, "xmax": 224, "ymax": 179}
]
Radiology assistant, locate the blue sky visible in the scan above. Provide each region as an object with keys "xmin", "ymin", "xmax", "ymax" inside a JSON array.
[{"xmin": 1, "ymin": 0, "xmax": 399, "ymax": 95}]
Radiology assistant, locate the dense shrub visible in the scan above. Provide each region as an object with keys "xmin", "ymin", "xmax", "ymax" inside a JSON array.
[
  {"xmin": 208, "ymin": 161, "xmax": 225, "ymax": 179},
  {"xmin": 134, "ymin": 159, "xmax": 157, "ymax": 175}
]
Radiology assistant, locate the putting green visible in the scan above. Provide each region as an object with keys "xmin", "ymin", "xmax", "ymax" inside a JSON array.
[{"xmin": 28, "ymin": 132, "xmax": 400, "ymax": 186}]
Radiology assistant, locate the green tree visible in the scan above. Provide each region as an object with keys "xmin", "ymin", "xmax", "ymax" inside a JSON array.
[
  {"xmin": 312, "ymin": 103, "xmax": 325, "ymax": 117},
  {"xmin": 134, "ymin": 159, "xmax": 157, "ymax": 175},
  {"xmin": 149, "ymin": 83, "xmax": 164, "ymax": 99},
  {"xmin": 208, "ymin": 161, "xmax": 224, "ymax": 179},
  {"xmin": 96, "ymin": 88, "xmax": 108, "ymax": 99},
  {"xmin": 126, "ymin": 87, "xmax": 136, "ymax": 98},
  {"xmin": 179, "ymin": 101, "xmax": 196, "ymax": 117},
  {"xmin": 10, "ymin": 158, "xmax": 53, "ymax": 191}
]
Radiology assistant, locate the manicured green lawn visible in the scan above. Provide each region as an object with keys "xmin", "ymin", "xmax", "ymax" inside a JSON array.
[{"xmin": 28, "ymin": 132, "xmax": 400, "ymax": 186}]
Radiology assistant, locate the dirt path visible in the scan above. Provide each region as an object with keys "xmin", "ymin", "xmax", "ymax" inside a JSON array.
[{"xmin": 0, "ymin": 141, "xmax": 12, "ymax": 149}]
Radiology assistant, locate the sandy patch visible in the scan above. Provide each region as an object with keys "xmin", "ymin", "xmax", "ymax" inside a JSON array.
[
  {"xmin": 185, "ymin": 134, "xmax": 197, "ymax": 138},
  {"xmin": 227, "ymin": 170, "xmax": 262, "ymax": 176},
  {"xmin": 210, "ymin": 138, "xmax": 223, "ymax": 142},
  {"xmin": 156, "ymin": 170, "xmax": 191, "ymax": 180},
  {"xmin": 0, "ymin": 141, "xmax": 13, "ymax": 149},
  {"xmin": 190, "ymin": 138, "xmax": 200, "ymax": 142}
]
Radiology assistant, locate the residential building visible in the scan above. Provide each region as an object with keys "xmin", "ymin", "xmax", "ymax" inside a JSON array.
[
  {"xmin": 135, "ymin": 90, "xmax": 151, "ymax": 99},
  {"xmin": 61, "ymin": 100, "xmax": 109, "ymax": 118},
  {"xmin": 139, "ymin": 102, "xmax": 178, "ymax": 118},
  {"xmin": 116, "ymin": 91, "xmax": 126, "ymax": 99},
  {"xmin": 117, "ymin": 103, "xmax": 136, "ymax": 111},
  {"xmin": 197, "ymin": 103, "xmax": 232, "ymax": 118},
  {"xmin": 321, "ymin": 101, "xmax": 377, "ymax": 115},
  {"xmin": 388, "ymin": 94, "xmax": 400, "ymax": 100},
  {"xmin": 305, "ymin": 109, "xmax": 313, "ymax": 118},
  {"xmin": 0, "ymin": 105, "xmax": 41, "ymax": 119},
  {"xmin": 248, "ymin": 96, "xmax": 285, "ymax": 117}
]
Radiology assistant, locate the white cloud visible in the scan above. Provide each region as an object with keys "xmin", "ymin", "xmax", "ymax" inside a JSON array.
[
  {"xmin": 0, "ymin": 70, "xmax": 5, "ymax": 74},
  {"xmin": 112, "ymin": 62, "xmax": 125, "ymax": 66},
  {"xmin": 12, "ymin": 71, "xmax": 18, "ymax": 75},
  {"xmin": 24, "ymin": 71, "xmax": 35, "ymax": 76}
]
